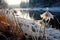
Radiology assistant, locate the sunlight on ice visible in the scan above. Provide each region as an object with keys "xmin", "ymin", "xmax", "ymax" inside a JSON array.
[
  {"xmin": 4, "ymin": 0, "xmax": 29, "ymax": 5},
  {"xmin": 14, "ymin": 10, "xmax": 33, "ymax": 20},
  {"xmin": 21, "ymin": 0, "xmax": 29, "ymax": 3},
  {"xmin": 4, "ymin": 0, "xmax": 21, "ymax": 5}
]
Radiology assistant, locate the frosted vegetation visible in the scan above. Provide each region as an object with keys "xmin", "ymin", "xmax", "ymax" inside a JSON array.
[
  {"xmin": 0, "ymin": 8, "xmax": 60, "ymax": 40},
  {"xmin": 16, "ymin": 16, "xmax": 60, "ymax": 40}
]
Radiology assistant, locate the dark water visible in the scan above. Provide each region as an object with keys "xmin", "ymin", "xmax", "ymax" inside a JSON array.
[
  {"xmin": 30, "ymin": 10, "xmax": 60, "ymax": 29},
  {"xmin": 29, "ymin": 0, "xmax": 60, "ymax": 8}
]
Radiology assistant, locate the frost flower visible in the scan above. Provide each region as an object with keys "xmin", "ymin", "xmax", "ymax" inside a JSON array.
[
  {"xmin": 37, "ymin": 20, "xmax": 43, "ymax": 26},
  {"xmin": 40, "ymin": 11, "xmax": 54, "ymax": 21}
]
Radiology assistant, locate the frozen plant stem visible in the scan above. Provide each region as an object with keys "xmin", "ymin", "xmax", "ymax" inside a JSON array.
[
  {"xmin": 43, "ymin": 21, "xmax": 47, "ymax": 40},
  {"xmin": 12, "ymin": 12, "xmax": 18, "ymax": 32}
]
